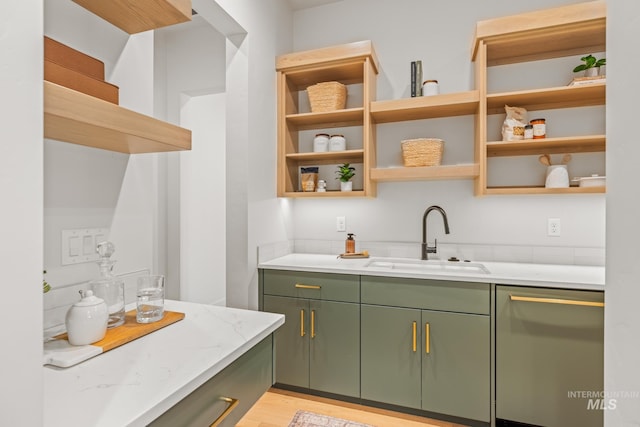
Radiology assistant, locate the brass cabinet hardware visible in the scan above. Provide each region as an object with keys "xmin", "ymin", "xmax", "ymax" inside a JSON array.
[
  {"xmin": 300, "ymin": 309, "xmax": 305, "ymax": 337},
  {"xmin": 425, "ymin": 322, "xmax": 431, "ymax": 354},
  {"xmin": 295, "ymin": 283, "xmax": 321, "ymax": 290},
  {"xmin": 311, "ymin": 310, "xmax": 316, "ymax": 338},
  {"xmin": 412, "ymin": 321, "xmax": 417, "ymax": 352},
  {"xmin": 210, "ymin": 396, "xmax": 239, "ymax": 427},
  {"xmin": 510, "ymin": 294, "xmax": 604, "ymax": 308}
]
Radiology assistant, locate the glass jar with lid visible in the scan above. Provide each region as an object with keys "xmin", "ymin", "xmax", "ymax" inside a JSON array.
[{"xmin": 89, "ymin": 241, "xmax": 125, "ymax": 328}]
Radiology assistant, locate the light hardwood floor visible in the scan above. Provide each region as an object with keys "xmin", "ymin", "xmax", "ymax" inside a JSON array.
[{"xmin": 236, "ymin": 388, "xmax": 466, "ymax": 427}]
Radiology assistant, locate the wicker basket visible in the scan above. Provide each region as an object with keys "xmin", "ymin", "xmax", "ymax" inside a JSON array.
[
  {"xmin": 401, "ymin": 138, "xmax": 444, "ymax": 167},
  {"xmin": 307, "ymin": 81, "xmax": 347, "ymax": 112}
]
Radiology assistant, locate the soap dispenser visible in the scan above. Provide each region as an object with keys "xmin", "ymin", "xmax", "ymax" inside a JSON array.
[
  {"xmin": 345, "ymin": 233, "xmax": 356, "ymax": 254},
  {"xmin": 89, "ymin": 241, "xmax": 125, "ymax": 328}
]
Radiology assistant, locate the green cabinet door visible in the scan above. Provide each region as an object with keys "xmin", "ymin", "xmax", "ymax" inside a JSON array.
[
  {"xmin": 263, "ymin": 295, "xmax": 309, "ymax": 388},
  {"xmin": 496, "ymin": 286, "xmax": 604, "ymax": 427},
  {"xmin": 309, "ymin": 300, "xmax": 360, "ymax": 397},
  {"xmin": 421, "ymin": 310, "xmax": 490, "ymax": 422},
  {"xmin": 361, "ymin": 304, "xmax": 421, "ymax": 409}
]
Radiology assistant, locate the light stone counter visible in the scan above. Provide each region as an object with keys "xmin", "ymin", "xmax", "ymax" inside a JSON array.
[
  {"xmin": 259, "ymin": 253, "xmax": 605, "ymax": 291},
  {"xmin": 43, "ymin": 300, "xmax": 284, "ymax": 427}
]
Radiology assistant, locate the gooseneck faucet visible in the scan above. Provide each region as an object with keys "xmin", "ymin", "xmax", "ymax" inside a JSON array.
[{"xmin": 421, "ymin": 205, "xmax": 450, "ymax": 260}]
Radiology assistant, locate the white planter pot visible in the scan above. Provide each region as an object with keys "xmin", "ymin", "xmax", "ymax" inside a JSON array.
[
  {"xmin": 584, "ymin": 68, "xmax": 598, "ymax": 77},
  {"xmin": 340, "ymin": 181, "xmax": 353, "ymax": 192}
]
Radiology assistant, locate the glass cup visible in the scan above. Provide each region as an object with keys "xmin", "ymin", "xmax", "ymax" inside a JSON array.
[{"xmin": 136, "ymin": 275, "xmax": 165, "ymax": 323}]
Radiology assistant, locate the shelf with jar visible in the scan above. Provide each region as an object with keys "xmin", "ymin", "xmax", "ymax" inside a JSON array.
[
  {"xmin": 276, "ymin": 40, "xmax": 378, "ymax": 197},
  {"xmin": 473, "ymin": 1, "xmax": 606, "ymax": 195}
]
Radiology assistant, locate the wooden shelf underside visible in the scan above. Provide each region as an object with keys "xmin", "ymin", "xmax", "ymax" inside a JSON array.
[
  {"xmin": 487, "ymin": 83, "xmax": 605, "ymax": 114},
  {"xmin": 371, "ymin": 91, "xmax": 479, "ymax": 123},
  {"xmin": 280, "ymin": 190, "xmax": 368, "ymax": 198},
  {"xmin": 286, "ymin": 149, "xmax": 364, "ymax": 166},
  {"xmin": 486, "ymin": 135, "xmax": 605, "ymax": 157},
  {"xmin": 286, "ymin": 108, "xmax": 364, "ymax": 130},
  {"xmin": 44, "ymin": 81, "xmax": 191, "ymax": 154},
  {"xmin": 484, "ymin": 186, "xmax": 605, "ymax": 195},
  {"xmin": 371, "ymin": 164, "xmax": 479, "ymax": 182}
]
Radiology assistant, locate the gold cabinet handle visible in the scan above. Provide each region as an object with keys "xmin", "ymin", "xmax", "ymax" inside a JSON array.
[
  {"xmin": 412, "ymin": 321, "xmax": 417, "ymax": 352},
  {"xmin": 210, "ymin": 396, "xmax": 239, "ymax": 427},
  {"xmin": 295, "ymin": 283, "xmax": 321, "ymax": 290},
  {"xmin": 311, "ymin": 310, "xmax": 316, "ymax": 338},
  {"xmin": 300, "ymin": 309, "xmax": 305, "ymax": 337},
  {"xmin": 510, "ymin": 294, "xmax": 604, "ymax": 308},
  {"xmin": 425, "ymin": 323, "xmax": 430, "ymax": 354}
]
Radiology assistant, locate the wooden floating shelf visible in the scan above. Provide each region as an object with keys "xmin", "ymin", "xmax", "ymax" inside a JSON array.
[
  {"xmin": 487, "ymin": 83, "xmax": 605, "ymax": 114},
  {"xmin": 472, "ymin": 1, "xmax": 606, "ymax": 66},
  {"xmin": 486, "ymin": 135, "xmax": 605, "ymax": 157},
  {"xmin": 371, "ymin": 91, "xmax": 479, "ymax": 123},
  {"xmin": 370, "ymin": 164, "xmax": 479, "ymax": 182},
  {"xmin": 281, "ymin": 190, "xmax": 367, "ymax": 198},
  {"xmin": 285, "ymin": 149, "xmax": 364, "ymax": 166},
  {"xmin": 286, "ymin": 108, "xmax": 364, "ymax": 130},
  {"xmin": 485, "ymin": 186, "xmax": 605, "ymax": 195},
  {"xmin": 44, "ymin": 81, "xmax": 192, "ymax": 154},
  {"xmin": 72, "ymin": 0, "xmax": 192, "ymax": 34}
]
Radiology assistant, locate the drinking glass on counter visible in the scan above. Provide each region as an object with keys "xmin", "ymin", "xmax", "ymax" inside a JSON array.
[{"xmin": 136, "ymin": 275, "xmax": 165, "ymax": 323}]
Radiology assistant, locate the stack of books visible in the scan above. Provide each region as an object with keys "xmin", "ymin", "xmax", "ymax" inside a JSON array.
[
  {"xmin": 410, "ymin": 60, "xmax": 423, "ymax": 97},
  {"xmin": 568, "ymin": 75, "xmax": 606, "ymax": 86}
]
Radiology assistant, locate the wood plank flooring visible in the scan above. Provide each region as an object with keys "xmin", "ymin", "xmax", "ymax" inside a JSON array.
[{"xmin": 236, "ymin": 388, "xmax": 466, "ymax": 427}]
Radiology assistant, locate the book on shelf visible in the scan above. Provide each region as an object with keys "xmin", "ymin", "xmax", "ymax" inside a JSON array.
[
  {"xmin": 568, "ymin": 75, "xmax": 606, "ymax": 86},
  {"xmin": 410, "ymin": 60, "xmax": 423, "ymax": 97}
]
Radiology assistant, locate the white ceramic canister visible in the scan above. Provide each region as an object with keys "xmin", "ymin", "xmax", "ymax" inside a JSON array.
[
  {"xmin": 422, "ymin": 80, "xmax": 439, "ymax": 96},
  {"xmin": 313, "ymin": 133, "xmax": 329, "ymax": 152},
  {"xmin": 545, "ymin": 165, "xmax": 569, "ymax": 188},
  {"xmin": 65, "ymin": 289, "xmax": 109, "ymax": 346},
  {"xmin": 329, "ymin": 134, "xmax": 346, "ymax": 151}
]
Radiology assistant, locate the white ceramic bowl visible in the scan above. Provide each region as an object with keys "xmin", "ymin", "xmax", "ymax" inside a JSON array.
[{"xmin": 572, "ymin": 174, "xmax": 606, "ymax": 188}]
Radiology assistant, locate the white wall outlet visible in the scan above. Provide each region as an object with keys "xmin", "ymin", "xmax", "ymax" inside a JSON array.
[
  {"xmin": 548, "ymin": 218, "xmax": 561, "ymax": 237},
  {"xmin": 336, "ymin": 216, "xmax": 346, "ymax": 232},
  {"xmin": 61, "ymin": 228, "xmax": 110, "ymax": 265}
]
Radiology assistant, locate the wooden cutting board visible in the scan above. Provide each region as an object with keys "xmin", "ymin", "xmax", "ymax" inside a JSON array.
[{"xmin": 45, "ymin": 310, "xmax": 185, "ymax": 367}]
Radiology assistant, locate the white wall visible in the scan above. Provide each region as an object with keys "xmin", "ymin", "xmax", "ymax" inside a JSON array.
[
  {"xmin": 605, "ymin": 1, "xmax": 640, "ymax": 424},
  {"xmin": 0, "ymin": 1, "xmax": 43, "ymax": 424},
  {"xmin": 290, "ymin": 0, "xmax": 605, "ymax": 261}
]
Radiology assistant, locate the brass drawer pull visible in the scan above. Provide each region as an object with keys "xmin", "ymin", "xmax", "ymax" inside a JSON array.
[
  {"xmin": 300, "ymin": 309, "xmax": 305, "ymax": 337},
  {"xmin": 425, "ymin": 323, "xmax": 430, "ymax": 354},
  {"xmin": 210, "ymin": 396, "xmax": 239, "ymax": 427},
  {"xmin": 412, "ymin": 321, "xmax": 417, "ymax": 352},
  {"xmin": 311, "ymin": 310, "xmax": 316, "ymax": 338},
  {"xmin": 510, "ymin": 294, "xmax": 604, "ymax": 308},
  {"xmin": 295, "ymin": 283, "xmax": 321, "ymax": 290}
]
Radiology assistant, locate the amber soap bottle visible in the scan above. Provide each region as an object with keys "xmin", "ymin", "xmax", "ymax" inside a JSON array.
[{"xmin": 345, "ymin": 233, "xmax": 356, "ymax": 254}]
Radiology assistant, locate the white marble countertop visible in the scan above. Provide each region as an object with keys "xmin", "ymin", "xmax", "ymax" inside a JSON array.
[
  {"xmin": 259, "ymin": 253, "xmax": 605, "ymax": 291},
  {"xmin": 43, "ymin": 300, "xmax": 285, "ymax": 427}
]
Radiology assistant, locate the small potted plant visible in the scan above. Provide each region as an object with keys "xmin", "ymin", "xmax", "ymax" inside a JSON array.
[
  {"xmin": 336, "ymin": 163, "xmax": 356, "ymax": 191},
  {"xmin": 573, "ymin": 54, "xmax": 606, "ymax": 77}
]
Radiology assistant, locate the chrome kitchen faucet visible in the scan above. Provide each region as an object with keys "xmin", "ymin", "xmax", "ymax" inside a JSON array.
[{"xmin": 421, "ymin": 205, "xmax": 450, "ymax": 260}]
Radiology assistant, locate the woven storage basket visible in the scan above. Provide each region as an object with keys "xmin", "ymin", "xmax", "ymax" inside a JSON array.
[
  {"xmin": 401, "ymin": 138, "xmax": 444, "ymax": 167},
  {"xmin": 307, "ymin": 81, "xmax": 347, "ymax": 112}
]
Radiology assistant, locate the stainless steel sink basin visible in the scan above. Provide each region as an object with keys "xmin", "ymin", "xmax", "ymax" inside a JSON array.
[{"xmin": 364, "ymin": 258, "xmax": 490, "ymax": 274}]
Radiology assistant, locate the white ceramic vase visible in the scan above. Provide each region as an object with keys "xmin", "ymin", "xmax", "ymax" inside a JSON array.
[{"xmin": 340, "ymin": 181, "xmax": 353, "ymax": 192}]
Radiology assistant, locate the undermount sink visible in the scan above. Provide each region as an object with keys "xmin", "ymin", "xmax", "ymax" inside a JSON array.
[{"xmin": 364, "ymin": 258, "xmax": 490, "ymax": 274}]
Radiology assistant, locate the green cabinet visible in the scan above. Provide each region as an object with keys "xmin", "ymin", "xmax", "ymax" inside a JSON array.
[
  {"xmin": 361, "ymin": 276, "xmax": 491, "ymax": 423},
  {"xmin": 150, "ymin": 335, "xmax": 273, "ymax": 427},
  {"xmin": 496, "ymin": 285, "xmax": 604, "ymax": 427},
  {"xmin": 262, "ymin": 270, "xmax": 360, "ymax": 398}
]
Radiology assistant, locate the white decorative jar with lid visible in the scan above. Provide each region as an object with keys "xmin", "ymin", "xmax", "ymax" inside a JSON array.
[
  {"xmin": 329, "ymin": 134, "xmax": 346, "ymax": 151},
  {"xmin": 89, "ymin": 241, "xmax": 125, "ymax": 328},
  {"xmin": 313, "ymin": 133, "xmax": 329, "ymax": 152},
  {"xmin": 422, "ymin": 80, "xmax": 439, "ymax": 96},
  {"xmin": 65, "ymin": 289, "xmax": 108, "ymax": 346}
]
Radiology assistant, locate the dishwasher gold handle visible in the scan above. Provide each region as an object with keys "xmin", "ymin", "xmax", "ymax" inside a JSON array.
[
  {"xmin": 510, "ymin": 294, "xmax": 604, "ymax": 308},
  {"xmin": 425, "ymin": 323, "xmax": 430, "ymax": 354},
  {"xmin": 295, "ymin": 283, "xmax": 321, "ymax": 290},
  {"xmin": 311, "ymin": 310, "xmax": 316, "ymax": 338},
  {"xmin": 210, "ymin": 396, "xmax": 239, "ymax": 427},
  {"xmin": 300, "ymin": 309, "xmax": 305, "ymax": 337},
  {"xmin": 412, "ymin": 321, "xmax": 417, "ymax": 352}
]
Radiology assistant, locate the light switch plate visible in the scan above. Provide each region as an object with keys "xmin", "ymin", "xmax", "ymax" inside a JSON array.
[{"xmin": 61, "ymin": 228, "xmax": 109, "ymax": 265}]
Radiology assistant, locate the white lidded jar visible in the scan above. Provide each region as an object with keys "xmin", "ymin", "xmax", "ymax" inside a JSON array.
[
  {"xmin": 422, "ymin": 80, "xmax": 439, "ymax": 96},
  {"xmin": 65, "ymin": 289, "xmax": 108, "ymax": 346},
  {"xmin": 313, "ymin": 133, "xmax": 329, "ymax": 152},
  {"xmin": 329, "ymin": 134, "xmax": 346, "ymax": 151}
]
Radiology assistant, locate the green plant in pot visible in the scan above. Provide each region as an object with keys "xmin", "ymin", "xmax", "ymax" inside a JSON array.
[
  {"xmin": 336, "ymin": 163, "xmax": 356, "ymax": 191},
  {"xmin": 573, "ymin": 54, "xmax": 606, "ymax": 77}
]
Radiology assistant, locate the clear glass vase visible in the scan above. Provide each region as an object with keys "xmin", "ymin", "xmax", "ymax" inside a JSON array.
[{"xmin": 89, "ymin": 241, "xmax": 125, "ymax": 328}]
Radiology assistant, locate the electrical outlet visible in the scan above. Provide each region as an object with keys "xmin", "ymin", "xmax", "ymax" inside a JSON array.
[
  {"xmin": 548, "ymin": 218, "xmax": 561, "ymax": 237},
  {"xmin": 336, "ymin": 216, "xmax": 346, "ymax": 232}
]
